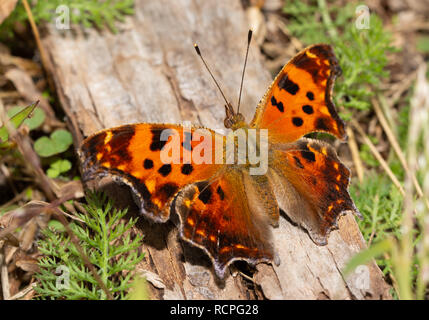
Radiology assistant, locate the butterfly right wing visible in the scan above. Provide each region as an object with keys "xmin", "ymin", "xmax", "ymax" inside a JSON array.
[
  {"xmin": 268, "ymin": 138, "xmax": 361, "ymax": 245},
  {"xmin": 251, "ymin": 44, "xmax": 345, "ymax": 144}
]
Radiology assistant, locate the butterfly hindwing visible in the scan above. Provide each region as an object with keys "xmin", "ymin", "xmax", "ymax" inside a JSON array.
[
  {"xmin": 175, "ymin": 169, "xmax": 274, "ymax": 277},
  {"xmin": 251, "ymin": 44, "xmax": 345, "ymax": 143},
  {"xmin": 268, "ymin": 138, "xmax": 361, "ymax": 245}
]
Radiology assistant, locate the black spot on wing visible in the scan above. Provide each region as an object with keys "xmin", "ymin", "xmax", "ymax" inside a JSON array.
[
  {"xmin": 271, "ymin": 96, "xmax": 284, "ymax": 112},
  {"xmin": 278, "ymin": 73, "xmax": 299, "ymax": 95},
  {"xmin": 181, "ymin": 164, "xmax": 193, "ymax": 175},
  {"xmin": 216, "ymin": 186, "xmax": 225, "ymax": 200},
  {"xmin": 302, "ymin": 105, "xmax": 314, "ymax": 114},
  {"xmin": 197, "ymin": 184, "xmax": 212, "ymax": 204},
  {"xmin": 158, "ymin": 183, "xmax": 179, "ymax": 199},
  {"xmin": 292, "ymin": 117, "xmax": 303, "ymax": 127},
  {"xmin": 150, "ymin": 127, "xmax": 171, "ymax": 151},
  {"xmin": 297, "ymin": 142, "xmax": 316, "ymax": 163},
  {"xmin": 293, "ymin": 156, "xmax": 304, "ymax": 169},
  {"xmin": 306, "ymin": 91, "xmax": 315, "ymax": 100},
  {"xmin": 301, "ymin": 150, "xmax": 316, "ymax": 162},
  {"xmin": 158, "ymin": 164, "xmax": 172, "ymax": 177},
  {"xmin": 143, "ymin": 158, "xmax": 154, "ymax": 169}
]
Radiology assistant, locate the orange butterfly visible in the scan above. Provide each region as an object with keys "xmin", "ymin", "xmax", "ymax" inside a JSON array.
[{"xmin": 79, "ymin": 32, "xmax": 361, "ymax": 278}]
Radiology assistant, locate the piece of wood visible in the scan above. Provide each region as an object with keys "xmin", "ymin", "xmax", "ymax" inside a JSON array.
[{"xmin": 41, "ymin": 0, "xmax": 391, "ymax": 299}]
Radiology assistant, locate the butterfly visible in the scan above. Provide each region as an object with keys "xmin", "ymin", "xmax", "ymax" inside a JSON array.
[{"xmin": 78, "ymin": 33, "xmax": 361, "ymax": 278}]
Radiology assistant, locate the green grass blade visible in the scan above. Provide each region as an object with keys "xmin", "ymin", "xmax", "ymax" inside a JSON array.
[
  {"xmin": 343, "ymin": 239, "xmax": 393, "ymax": 276},
  {"xmin": 0, "ymin": 101, "xmax": 39, "ymax": 143}
]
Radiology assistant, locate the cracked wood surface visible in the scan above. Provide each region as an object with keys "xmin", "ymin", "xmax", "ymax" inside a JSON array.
[{"xmin": 41, "ymin": 0, "xmax": 391, "ymax": 299}]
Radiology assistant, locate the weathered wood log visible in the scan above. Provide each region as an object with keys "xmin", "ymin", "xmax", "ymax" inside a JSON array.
[{"xmin": 41, "ymin": 0, "xmax": 391, "ymax": 299}]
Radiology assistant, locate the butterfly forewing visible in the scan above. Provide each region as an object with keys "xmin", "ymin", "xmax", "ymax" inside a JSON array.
[
  {"xmin": 251, "ymin": 44, "xmax": 346, "ymax": 143},
  {"xmin": 79, "ymin": 123, "xmax": 223, "ymax": 222}
]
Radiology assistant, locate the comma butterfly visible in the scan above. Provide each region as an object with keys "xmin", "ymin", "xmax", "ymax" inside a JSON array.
[{"xmin": 78, "ymin": 31, "xmax": 361, "ymax": 278}]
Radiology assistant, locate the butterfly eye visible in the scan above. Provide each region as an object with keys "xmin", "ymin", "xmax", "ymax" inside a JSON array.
[{"xmin": 224, "ymin": 118, "xmax": 234, "ymax": 129}]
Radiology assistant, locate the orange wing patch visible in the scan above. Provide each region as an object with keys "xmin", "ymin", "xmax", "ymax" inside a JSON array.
[
  {"xmin": 251, "ymin": 44, "xmax": 345, "ymax": 143},
  {"xmin": 175, "ymin": 170, "xmax": 273, "ymax": 277},
  {"xmin": 269, "ymin": 138, "xmax": 361, "ymax": 245},
  {"xmin": 79, "ymin": 123, "xmax": 223, "ymax": 222}
]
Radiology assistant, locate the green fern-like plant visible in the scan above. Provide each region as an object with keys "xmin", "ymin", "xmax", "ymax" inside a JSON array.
[
  {"xmin": 34, "ymin": 192, "xmax": 144, "ymax": 300},
  {"xmin": 0, "ymin": 0, "xmax": 135, "ymax": 38},
  {"xmin": 350, "ymin": 173, "xmax": 403, "ymax": 276},
  {"xmin": 283, "ymin": 0, "xmax": 396, "ymax": 117}
]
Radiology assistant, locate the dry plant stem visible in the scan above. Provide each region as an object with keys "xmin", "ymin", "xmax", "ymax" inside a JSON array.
[
  {"xmin": 9, "ymin": 283, "xmax": 36, "ymax": 300},
  {"xmin": 396, "ymin": 82, "xmax": 421, "ymax": 301},
  {"xmin": 317, "ymin": 0, "xmax": 338, "ymax": 39},
  {"xmin": 373, "ymin": 97, "xmax": 429, "ymax": 210},
  {"xmin": 0, "ymin": 99, "xmax": 56, "ymax": 201},
  {"xmin": 21, "ymin": 0, "xmax": 54, "ymax": 90},
  {"xmin": 383, "ymin": 252, "xmax": 400, "ymax": 299},
  {"xmin": 346, "ymin": 126, "xmax": 364, "ymax": 183},
  {"xmin": 385, "ymin": 70, "xmax": 417, "ymax": 119},
  {"xmin": 410, "ymin": 65, "xmax": 429, "ymax": 299},
  {"xmin": 52, "ymin": 207, "xmax": 114, "ymax": 300},
  {"xmin": 0, "ymin": 91, "xmax": 20, "ymax": 99},
  {"xmin": 0, "ymin": 248, "xmax": 10, "ymax": 300},
  {"xmin": 351, "ymin": 120, "xmax": 405, "ymax": 196}
]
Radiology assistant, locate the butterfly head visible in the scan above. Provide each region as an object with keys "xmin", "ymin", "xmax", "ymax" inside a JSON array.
[{"xmin": 223, "ymin": 102, "xmax": 246, "ymax": 129}]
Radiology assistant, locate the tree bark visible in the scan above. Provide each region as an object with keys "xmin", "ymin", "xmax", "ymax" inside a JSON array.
[{"xmin": 41, "ymin": 0, "xmax": 391, "ymax": 299}]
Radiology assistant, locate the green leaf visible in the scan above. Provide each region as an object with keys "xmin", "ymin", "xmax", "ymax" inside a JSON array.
[
  {"xmin": 48, "ymin": 220, "xmax": 66, "ymax": 232},
  {"xmin": 34, "ymin": 129, "xmax": 73, "ymax": 157},
  {"xmin": 7, "ymin": 105, "xmax": 45, "ymax": 131},
  {"xmin": 343, "ymin": 239, "xmax": 393, "ymax": 276},
  {"xmin": 47, "ymin": 159, "xmax": 72, "ymax": 178},
  {"xmin": 0, "ymin": 101, "xmax": 38, "ymax": 143},
  {"xmin": 128, "ymin": 277, "xmax": 149, "ymax": 300}
]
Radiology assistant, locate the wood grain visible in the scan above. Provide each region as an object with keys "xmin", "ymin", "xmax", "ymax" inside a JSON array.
[{"xmin": 41, "ymin": 0, "xmax": 391, "ymax": 299}]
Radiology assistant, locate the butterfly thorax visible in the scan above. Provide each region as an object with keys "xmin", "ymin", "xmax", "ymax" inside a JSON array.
[{"xmin": 223, "ymin": 124, "xmax": 267, "ymax": 174}]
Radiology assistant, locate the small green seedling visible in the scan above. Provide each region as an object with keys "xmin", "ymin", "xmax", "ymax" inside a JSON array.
[
  {"xmin": 47, "ymin": 159, "xmax": 72, "ymax": 178},
  {"xmin": 34, "ymin": 129, "xmax": 73, "ymax": 157}
]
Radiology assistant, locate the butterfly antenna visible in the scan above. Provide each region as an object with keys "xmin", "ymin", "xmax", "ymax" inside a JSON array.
[
  {"xmin": 194, "ymin": 43, "xmax": 231, "ymax": 109},
  {"xmin": 236, "ymin": 30, "xmax": 252, "ymax": 115}
]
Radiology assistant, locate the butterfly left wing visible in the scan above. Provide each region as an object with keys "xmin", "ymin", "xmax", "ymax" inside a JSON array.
[
  {"xmin": 78, "ymin": 123, "xmax": 223, "ymax": 223},
  {"xmin": 251, "ymin": 44, "xmax": 345, "ymax": 143},
  {"xmin": 268, "ymin": 139, "xmax": 361, "ymax": 245}
]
